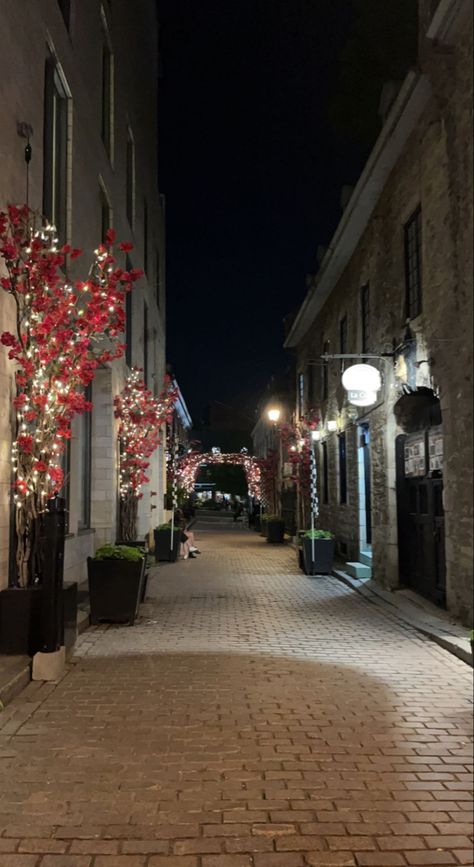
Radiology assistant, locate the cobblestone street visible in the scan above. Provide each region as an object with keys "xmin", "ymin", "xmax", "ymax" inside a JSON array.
[{"xmin": 0, "ymin": 528, "xmax": 472, "ymax": 867}]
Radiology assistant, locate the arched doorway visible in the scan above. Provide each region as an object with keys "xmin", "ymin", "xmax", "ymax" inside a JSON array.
[{"xmin": 394, "ymin": 389, "xmax": 446, "ymax": 606}]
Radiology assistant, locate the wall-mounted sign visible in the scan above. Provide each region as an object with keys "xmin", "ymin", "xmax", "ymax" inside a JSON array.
[
  {"xmin": 342, "ymin": 364, "xmax": 381, "ymax": 407},
  {"xmin": 429, "ymin": 426, "xmax": 443, "ymax": 473},
  {"xmin": 404, "ymin": 433, "xmax": 426, "ymax": 477}
]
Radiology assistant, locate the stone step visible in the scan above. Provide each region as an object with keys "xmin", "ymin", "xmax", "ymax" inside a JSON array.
[
  {"xmin": 359, "ymin": 550, "xmax": 373, "ymax": 568},
  {"xmin": 345, "ymin": 561, "xmax": 372, "ymax": 580}
]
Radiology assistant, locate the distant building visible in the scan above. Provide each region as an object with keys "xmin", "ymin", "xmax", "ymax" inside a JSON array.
[
  {"xmin": 0, "ymin": 0, "xmax": 166, "ymax": 586},
  {"xmin": 284, "ymin": 0, "xmax": 473, "ymax": 622}
]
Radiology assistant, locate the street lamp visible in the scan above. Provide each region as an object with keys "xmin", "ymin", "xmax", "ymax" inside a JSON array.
[
  {"xmin": 267, "ymin": 407, "xmax": 281, "ymax": 423},
  {"xmin": 266, "ymin": 407, "xmax": 281, "ymax": 515}
]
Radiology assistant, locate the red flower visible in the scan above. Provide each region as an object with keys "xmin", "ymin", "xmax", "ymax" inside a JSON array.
[
  {"xmin": 105, "ymin": 228, "xmax": 116, "ymax": 245},
  {"xmin": 17, "ymin": 435, "xmax": 34, "ymax": 454},
  {"xmin": 1, "ymin": 331, "xmax": 18, "ymax": 347},
  {"xmin": 71, "ymin": 248, "xmax": 82, "ymax": 259},
  {"xmin": 33, "ymin": 461, "xmax": 48, "ymax": 473},
  {"xmin": 118, "ymin": 241, "xmax": 133, "ymax": 252}
]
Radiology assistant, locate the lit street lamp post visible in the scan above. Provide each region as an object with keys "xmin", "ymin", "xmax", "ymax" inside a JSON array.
[{"xmin": 267, "ymin": 407, "xmax": 281, "ymax": 516}]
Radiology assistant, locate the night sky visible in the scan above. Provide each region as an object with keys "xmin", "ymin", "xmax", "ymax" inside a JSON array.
[{"xmin": 157, "ymin": 1, "xmax": 415, "ymax": 419}]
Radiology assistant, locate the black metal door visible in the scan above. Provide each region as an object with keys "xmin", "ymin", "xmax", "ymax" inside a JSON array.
[
  {"xmin": 396, "ymin": 434, "xmax": 446, "ymax": 606},
  {"xmin": 361, "ymin": 425, "xmax": 372, "ymax": 545}
]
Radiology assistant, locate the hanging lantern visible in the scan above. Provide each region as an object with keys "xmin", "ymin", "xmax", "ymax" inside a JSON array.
[{"xmin": 342, "ymin": 364, "xmax": 382, "ymax": 407}]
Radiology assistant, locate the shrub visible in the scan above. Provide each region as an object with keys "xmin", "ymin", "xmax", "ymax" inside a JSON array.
[
  {"xmin": 302, "ymin": 529, "xmax": 335, "ymax": 540},
  {"xmin": 155, "ymin": 522, "xmax": 172, "ymax": 532},
  {"xmin": 94, "ymin": 544, "xmax": 145, "ymax": 562}
]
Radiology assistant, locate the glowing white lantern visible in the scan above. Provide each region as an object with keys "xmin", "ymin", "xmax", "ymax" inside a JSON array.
[
  {"xmin": 311, "ymin": 430, "xmax": 321, "ymax": 441},
  {"xmin": 327, "ymin": 420, "xmax": 338, "ymax": 432},
  {"xmin": 342, "ymin": 364, "xmax": 381, "ymax": 407},
  {"xmin": 267, "ymin": 408, "xmax": 281, "ymax": 423}
]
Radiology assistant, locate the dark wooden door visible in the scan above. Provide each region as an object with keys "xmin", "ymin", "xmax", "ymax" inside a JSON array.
[{"xmin": 396, "ymin": 434, "xmax": 446, "ymax": 606}]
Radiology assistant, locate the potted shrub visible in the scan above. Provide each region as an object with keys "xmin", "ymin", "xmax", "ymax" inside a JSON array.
[
  {"xmin": 87, "ymin": 544, "xmax": 146, "ymax": 625},
  {"xmin": 267, "ymin": 516, "xmax": 285, "ymax": 544},
  {"xmin": 260, "ymin": 514, "xmax": 271, "ymax": 537},
  {"xmin": 302, "ymin": 529, "xmax": 335, "ymax": 575},
  {"xmin": 154, "ymin": 523, "xmax": 180, "ymax": 562}
]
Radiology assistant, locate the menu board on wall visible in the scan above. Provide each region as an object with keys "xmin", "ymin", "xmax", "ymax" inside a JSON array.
[
  {"xmin": 404, "ymin": 433, "xmax": 426, "ymax": 477},
  {"xmin": 429, "ymin": 426, "xmax": 443, "ymax": 472}
]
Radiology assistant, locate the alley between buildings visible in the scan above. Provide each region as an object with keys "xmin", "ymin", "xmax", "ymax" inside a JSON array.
[{"xmin": 0, "ymin": 522, "xmax": 472, "ymax": 867}]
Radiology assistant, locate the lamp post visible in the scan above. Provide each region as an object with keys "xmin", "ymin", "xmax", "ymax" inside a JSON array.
[{"xmin": 267, "ymin": 407, "xmax": 281, "ymax": 515}]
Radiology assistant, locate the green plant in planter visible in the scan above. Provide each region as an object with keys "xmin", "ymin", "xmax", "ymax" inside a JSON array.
[
  {"xmin": 94, "ymin": 544, "xmax": 145, "ymax": 562},
  {"xmin": 155, "ymin": 522, "xmax": 172, "ymax": 532},
  {"xmin": 302, "ymin": 529, "xmax": 335, "ymax": 540},
  {"xmin": 261, "ymin": 514, "xmax": 277, "ymax": 523}
]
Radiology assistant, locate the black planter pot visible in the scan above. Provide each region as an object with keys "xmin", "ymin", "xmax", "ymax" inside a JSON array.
[
  {"xmin": 0, "ymin": 586, "xmax": 43, "ymax": 655},
  {"xmin": 267, "ymin": 519, "xmax": 285, "ymax": 544},
  {"xmin": 116, "ymin": 540, "xmax": 149, "ymax": 601},
  {"xmin": 87, "ymin": 557, "xmax": 145, "ymax": 625},
  {"xmin": 297, "ymin": 546, "xmax": 304, "ymax": 571},
  {"xmin": 302, "ymin": 538, "xmax": 335, "ymax": 575},
  {"xmin": 471, "ymin": 640, "xmax": 474, "ymax": 667},
  {"xmin": 154, "ymin": 529, "xmax": 180, "ymax": 562}
]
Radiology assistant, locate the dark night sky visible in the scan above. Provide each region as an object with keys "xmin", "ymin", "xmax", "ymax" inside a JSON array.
[{"xmin": 157, "ymin": 1, "xmax": 415, "ymax": 420}]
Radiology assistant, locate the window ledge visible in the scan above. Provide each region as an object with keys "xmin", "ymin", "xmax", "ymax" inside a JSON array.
[{"xmin": 77, "ymin": 527, "xmax": 95, "ymax": 537}]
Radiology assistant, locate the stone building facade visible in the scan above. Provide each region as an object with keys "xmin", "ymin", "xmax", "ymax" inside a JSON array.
[
  {"xmin": 0, "ymin": 0, "xmax": 167, "ymax": 589},
  {"xmin": 285, "ymin": 0, "xmax": 473, "ymax": 623}
]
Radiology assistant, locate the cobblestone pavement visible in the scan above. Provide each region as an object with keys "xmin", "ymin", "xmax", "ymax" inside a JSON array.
[{"xmin": 0, "ymin": 529, "xmax": 472, "ymax": 867}]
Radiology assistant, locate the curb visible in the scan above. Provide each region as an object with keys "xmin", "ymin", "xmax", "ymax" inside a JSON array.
[
  {"xmin": 332, "ymin": 567, "xmax": 473, "ymax": 667},
  {"xmin": 0, "ymin": 659, "xmax": 31, "ymax": 710}
]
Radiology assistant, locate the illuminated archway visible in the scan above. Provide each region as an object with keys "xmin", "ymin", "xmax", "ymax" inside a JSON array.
[{"xmin": 177, "ymin": 451, "xmax": 261, "ymax": 498}]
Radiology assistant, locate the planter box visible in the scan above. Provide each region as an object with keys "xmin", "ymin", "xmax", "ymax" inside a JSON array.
[
  {"xmin": 87, "ymin": 556, "xmax": 145, "ymax": 625},
  {"xmin": 154, "ymin": 529, "xmax": 180, "ymax": 562},
  {"xmin": 267, "ymin": 519, "xmax": 285, "ymax": 544},
  {"xmin": 116, "ymin": 540, "xmax": 149, "ymax": 601},
  {"xmin": 0, "ymin": 586, "xmax": 43, "ymax": 655},
  {"xmin": 302, "ymin": 538, "xmax": 335, "ymax": 575}
]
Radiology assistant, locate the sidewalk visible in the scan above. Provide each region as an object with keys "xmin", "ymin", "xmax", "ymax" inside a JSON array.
[{"xmin": 333, "ymin": 567, "xmax": 472, "ymax": 666}]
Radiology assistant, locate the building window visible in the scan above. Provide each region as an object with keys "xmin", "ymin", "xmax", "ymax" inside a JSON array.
[
  {"xmin": 339, "ymin": 432, "xmax": 347, "ymax": 504},
  {"xmin": 57, "ymin": 0, "xmax": 71, "ymax": 28},
  {"xmin": 78, "ymin": 386, "xmax": 92, "ymax": 530},
  {"xmin": 101, "ymin": 14, "xmax": 114, "ymax": 159},
  {"xmin": 99, "ymin": 183, "xmax": 112, "ymax": 243},
  {"xmin": 298, "ymin": 371, "xmax": 305, "ymax": 417},
  {"xmin": 322, "ymin": 441, "xmax": 329, "ymax": 504},
  {"xmin": 143, "ymin": 199, "xmax": 149, "ymax": 275},
  {"xmin": 340, "ymin": 316, "xmax": 347, "ymax": 355},
  {"xmin": 125, "ymin": 254, "xmax": 132, "ymax": 367},
  {"xmin": 143, "ymin": 303, "xmax": 149, "ymax": 385},
  {"xmin": 361, "ymin": 284, "xmax": 370, "ymax": 353},
  {"xmin": 43, "ymin": 56, "xmax": 70, "ymax": 245},
  {"xmin": 126, "ymin": 128, "xmax": 135, "ymax": 228},
  {"xmin": 60, "ymin": 440, "xmax": 71, "ymax": 533},
  {"xmin": 405, "ymin": 206, "xmax": 422, "ymax": 319},
  {"xmin": 322, "ymin": 340, "xmax": 329, "ymax": 400}
]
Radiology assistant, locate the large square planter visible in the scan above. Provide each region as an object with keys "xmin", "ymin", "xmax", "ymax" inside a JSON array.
[
  {"xmin": 0, "ymin": 586, "xmax": 43, "ymax": 655},
  {"xmin": 154, "ymin": 529, "xmax": 180, "ymax": 562},
  {"xmin": 87, "ymin": 556, "xmax": 145, "ymax": 625},
  {"xmin": 302, "ymin": 538, "xmax": 335, "ymax": 575},
  {"xmin": 267, "ymin": 519, "xmax": 285, "ymax": 544},
  {"xmin": 116, "ymin": 540, "xmax": 149, "ymax": 601}
]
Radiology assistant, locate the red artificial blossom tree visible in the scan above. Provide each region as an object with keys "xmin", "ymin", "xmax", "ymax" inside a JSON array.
[
  {"xmin": 0, "ymin": 205, "xmax": 142, "ymax": 586},
  {"xmin": 114, "ymin": 368, "xmax": 178, "ymax": 542},
  {"xmin": 279, "ymin": 408, "xmax": 321, "ymax": 529}
]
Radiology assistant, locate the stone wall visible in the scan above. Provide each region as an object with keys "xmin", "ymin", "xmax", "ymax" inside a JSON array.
[
  {"xmin": 0, "ymin": 0, "xmax": 166, "ymax": 589},
  {"xmin": 294, "ymin": 8, "xmax": 473, "ymax": 622}
]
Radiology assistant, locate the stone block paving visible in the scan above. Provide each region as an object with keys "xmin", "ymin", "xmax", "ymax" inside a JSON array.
[{"xmin": 0, "ymin": 530, "xmax": 472, "ymax": 866}]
